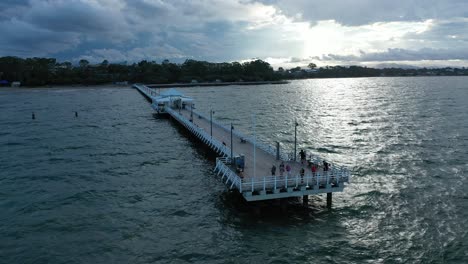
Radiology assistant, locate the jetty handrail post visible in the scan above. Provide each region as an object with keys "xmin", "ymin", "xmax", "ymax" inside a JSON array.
[
  {"xmin": 263, "ymin": 177, "xmax": 266, "ymax": 191},
  {"xmin": 274, "ymin": 175, "xmax": 277, "ymax": 189},
  {"xmin": 190, "ymin": 103, "xmax": 194, "ymax": 122},
  {"xmin": 251, "ymin": 177, "xmax": 254, "ymax": 192},
  {"xmin": 230, "ymin": 123, "xmax": 233, "ymax": 160},
  {"xmin": 210, "ymin": 108, "xmax": 213, "ymax": 138}
]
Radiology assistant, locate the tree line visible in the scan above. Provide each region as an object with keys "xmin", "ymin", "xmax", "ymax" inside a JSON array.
[
  {"xmin": 0, "ymin": 57, "xmax": 280, "ymax": 86},
  {"xmin": 280, "ymin": 64, "xmax": 468, "ymax": 78},
  {"xmin": 1, "ymin": 56, "xmax": 467, "ymax": 87}
]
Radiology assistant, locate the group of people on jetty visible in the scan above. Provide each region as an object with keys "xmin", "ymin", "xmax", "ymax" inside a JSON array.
[{"xmin": 270, "ymin": 149, "xmax": 330, "ymax": 179}]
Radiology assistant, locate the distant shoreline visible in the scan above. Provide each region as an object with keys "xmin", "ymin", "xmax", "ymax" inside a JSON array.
[
  {"xmin": 1, "ymin": 81, "xmax": 289, "ymax": 89},
  {"xmin": 2, "ymin": 75, "xmax": 468, "ymax": 90},
  {"xmin": 0, "ymin": 84, "xmax": 130, "ymax": 90},
  {"xmin": 3, "ymin": 57, "xmax": 468, "ymax": 88},
  {"xmin": 146, "ymin": 80, "xmax": 289, "ymax": 88}
]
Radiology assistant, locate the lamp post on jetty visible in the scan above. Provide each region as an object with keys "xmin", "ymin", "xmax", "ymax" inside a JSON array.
[
  {"xmin": 252, "ymin": 114, "xmax": 256, "ymax": 179},
  {"xmin": 294, "ymin": 119, "xmax": 298, "ymax": 161}
]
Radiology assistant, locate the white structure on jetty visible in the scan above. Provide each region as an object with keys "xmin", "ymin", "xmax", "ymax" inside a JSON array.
[
  {"xmin": 133, "ymin": 84, "xmax": 351, "ymax": 206},
  {"xmin": 150, "ymin": 88, "xmax": 194, "ymax": 113}
]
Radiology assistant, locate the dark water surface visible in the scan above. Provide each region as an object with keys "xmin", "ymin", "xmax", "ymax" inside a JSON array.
[{"xmin": 1, "ymin": 77, "xmax": 467, "ymax": 263}]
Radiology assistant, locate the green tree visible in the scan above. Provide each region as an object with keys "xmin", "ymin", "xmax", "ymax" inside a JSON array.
[
  {"xmin": 101, "ymin": 60, "xmax": 109, "ymax": 67},
  {"xmin": 79, "ymin": 59, "xmax": 89, "ymax": 68},
  {"xmin": 63, "ymin": 61, "xmax": 72, "ymax": 69},
  {"xmin": 308, "ymin": 63, "xmax": 317, "ymax": 69}
]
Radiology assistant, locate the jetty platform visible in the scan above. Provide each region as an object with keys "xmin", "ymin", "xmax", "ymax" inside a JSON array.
[{"xmin": 134, "ymin": 84, "xmax": 351, "ymax": 205}]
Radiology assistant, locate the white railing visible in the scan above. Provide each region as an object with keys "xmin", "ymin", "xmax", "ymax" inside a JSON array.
[
  {"xmin": 213, "ymin": 155, "xmax": 351, "ymax": 194},
  {"xmin": 214, "ymin": 157, "xmax": 242, "ymax": 191},
  {"xmin": 240, "ymin": 169, "xmax": 351, "ymax": 193},
  {"xmin": 166, "ymin": 107, "xmax": 233, "ymax": 158},
  {"xmin": 133, "ymin": 84, "xmax": 159, "ymax": 98},
  {"xmin": 295, "ymin": 153, "xmax": 351, "ymax": 178},
  {"xmin": 192, "ymin": 109, "xmax": 289, "ymax": 160}
]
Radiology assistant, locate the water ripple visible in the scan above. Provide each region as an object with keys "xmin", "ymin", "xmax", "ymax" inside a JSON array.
[{"xmin": 1, "ymin": 78, "xmax": 468, "ymax": 263}]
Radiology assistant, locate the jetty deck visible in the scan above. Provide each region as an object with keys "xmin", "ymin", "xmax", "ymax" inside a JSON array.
[{"xmin": 134, "ymin": 84, "xmax": 351, "ymax": 203}]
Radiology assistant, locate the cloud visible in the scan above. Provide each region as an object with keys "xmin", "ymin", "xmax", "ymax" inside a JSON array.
[
  {"xmin": 0, "ymin": 0, "xmax": 129, "ymax": 57},
  {"xmin": 268, "ymin": 0, "xmax": 468, "ymax": 26},
  {"xmin": 0, "ymin": 0, "xmax": 467, "ymax": 67},
  {"xmin": 0, "ymin": 18, "xmax": 80, "ymax": 57},
  {"xmin": 24, "ymin": 0, "xmax": 129, "ymax": 38},
  {"xmin": 322, "ymin": 48, "xmax": 468, "ymax": 62},
  {"xmin": 1, "ymin": 0, "xmax": 300, "ymax": 61}
]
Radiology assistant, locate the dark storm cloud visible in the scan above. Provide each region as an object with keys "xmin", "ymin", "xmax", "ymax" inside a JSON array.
[
  {"xmin": 24, "ymin": 1, "xmax": 125, "ymax": 34},
  {"xmin": 0, "ymin": 0, "xmax": 29, "ymax": 9},
  {"xmin": 0, "ymin": 0, "xmax": 131, "ymax": 58},
  {"xmin": 0, "ymin": 18, "xmax": 80, "ymax": 57},
  {"xmin": 0, "ymin": 0, "xmax": 30, "ymax": 21}
]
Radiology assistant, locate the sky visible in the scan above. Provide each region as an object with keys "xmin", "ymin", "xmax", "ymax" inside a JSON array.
[{"xmin": 1, "ymin": 0, "xmax": 468, "ymax": 68}]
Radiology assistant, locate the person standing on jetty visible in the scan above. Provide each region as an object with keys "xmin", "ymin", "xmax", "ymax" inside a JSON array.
[
  {"xmin": 286, "ymin": 163, "xmax": 291, "ymax": 177},
  {"xmin": 300, "ymin": 149, "xmax": 306, "ymax": 164},
  {"xmin": 311, "ymin": 163, "xmax": 317, "ymax": 176},
  {"xmin": 300, "ymin": 167, "xmax": 305, "ymax": 184},
  {"xmin": 271, "ymin": 164, "xmax": 276, "ymax": 176},
  {"xmin": 323, "ymin": 161, "xmax": 329, "ymax": 171},
  {"xmin": 279, "ymin": 161, "xmax": 285, "ymax": 177}
]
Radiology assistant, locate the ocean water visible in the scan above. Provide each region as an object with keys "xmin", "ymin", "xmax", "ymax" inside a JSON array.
[{"xmin": 1, "ymin": 77, "xmax": 467, "ymax": 263}]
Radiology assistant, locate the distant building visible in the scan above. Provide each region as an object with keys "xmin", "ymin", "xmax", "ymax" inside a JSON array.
[{"xmin": 11, "ymin": 81, "xmax": 21, "ymax": 87}]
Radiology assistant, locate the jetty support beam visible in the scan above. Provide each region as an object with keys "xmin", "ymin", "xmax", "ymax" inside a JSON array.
[{"xmin": 327, "ymin": 192, "xmax": 332, "ymax": 208}]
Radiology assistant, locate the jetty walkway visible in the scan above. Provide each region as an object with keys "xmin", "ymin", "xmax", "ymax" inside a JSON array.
[{"xmin": 134, "ymin": 84, "xmax": 351, "ymax": 205}]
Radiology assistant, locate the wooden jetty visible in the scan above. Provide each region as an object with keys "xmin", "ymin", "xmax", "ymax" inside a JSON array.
[{"xmin": 134, "ymin": 84, "xmax": 351, "ymax": 206}]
